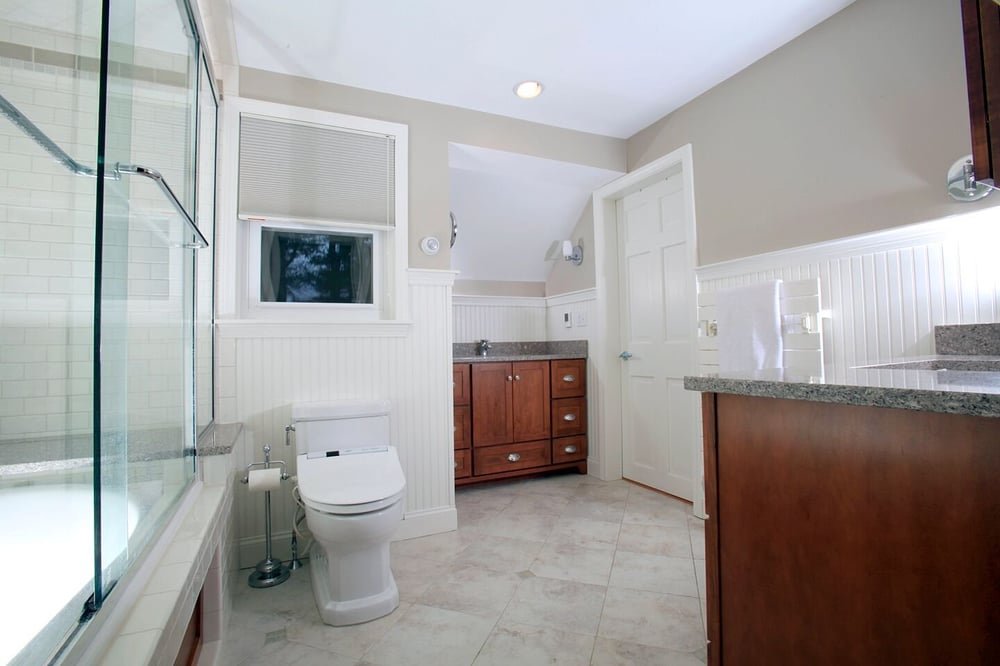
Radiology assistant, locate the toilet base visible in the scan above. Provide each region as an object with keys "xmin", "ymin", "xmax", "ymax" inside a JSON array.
[{"xmin": 310, "ymin": 549, "xmax": 400, "ymax": 626}]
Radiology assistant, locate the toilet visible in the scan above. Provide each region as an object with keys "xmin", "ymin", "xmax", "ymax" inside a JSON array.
[{"xmin": 291, "ymin": 400, "xmax": 406, "ymax": 626}]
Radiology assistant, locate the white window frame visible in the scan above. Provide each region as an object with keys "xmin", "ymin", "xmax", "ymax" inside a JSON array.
[
  {"xmin": 247, "ymin": 218, "xmax": 382, "ymax": 320},
  {"xmin": 220, "ymin": 97, "xmax": 409, "ymax": 325}
]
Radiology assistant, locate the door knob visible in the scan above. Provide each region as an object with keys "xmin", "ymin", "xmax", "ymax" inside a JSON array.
[{"xmin": 619, "ymin": 351, "xmax": 633, "ymax": 360}]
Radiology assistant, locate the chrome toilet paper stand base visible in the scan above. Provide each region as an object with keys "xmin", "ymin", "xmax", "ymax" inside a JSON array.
[{"xmin": 242, "ymin": 444, "xmax": 291, "ymax": 588}]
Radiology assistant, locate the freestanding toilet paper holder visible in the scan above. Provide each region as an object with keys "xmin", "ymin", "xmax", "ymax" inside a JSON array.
[{"xmin": 241, "ymin": 444, "xmax": 291, "ymax": 588}]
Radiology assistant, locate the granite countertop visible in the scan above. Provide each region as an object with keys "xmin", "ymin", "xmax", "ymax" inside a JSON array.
[
  {"xmin": 453, "ymin": 340, "xmax": 587, "ymax": 363},
  {"xmin": 684, "ymin": 358, "xmax": 1000, "ymax": 418}
]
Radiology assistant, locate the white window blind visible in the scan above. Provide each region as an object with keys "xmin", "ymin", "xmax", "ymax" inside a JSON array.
[{"xmin": 238, "ymin": 114, "xmax": 395, "ymax": 227}]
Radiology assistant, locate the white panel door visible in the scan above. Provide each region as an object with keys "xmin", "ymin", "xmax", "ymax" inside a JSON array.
[{"xmin": 619, "ymin": 175, "xmax": 697, "ymax": 499}]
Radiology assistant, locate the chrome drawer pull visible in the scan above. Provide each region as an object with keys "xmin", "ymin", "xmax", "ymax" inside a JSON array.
[
  {"xmin": 507, "ymin": 453, "xmax": 521, "ymax": 462},
  {"xmin": 562, "ymin": 374, "xmax": 575, "ymax": 382},
  {"xmin": 563, "ymin": 445, "xmax": 578, "ymax": 454},
  {"xmin": 563, "ymin": 413, "xmax": 576, "ymax": 422}
]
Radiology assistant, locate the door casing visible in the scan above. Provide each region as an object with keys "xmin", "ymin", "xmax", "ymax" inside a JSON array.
[{"xmin": 591, "ymin": 144, "xmax": 706, "ymax": 518}]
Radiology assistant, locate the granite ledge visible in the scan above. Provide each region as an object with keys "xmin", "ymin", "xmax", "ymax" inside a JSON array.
[
  {"xmin": 684, "ymin": 371, "xmax": 1000, "ymax": 419},
  {"xmin": 196, "ymin": 422, "xmax": 243, "ymax": 456}
]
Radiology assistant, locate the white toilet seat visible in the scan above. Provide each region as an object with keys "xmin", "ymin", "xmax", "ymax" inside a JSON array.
[
  {"xmin": 300, "ymin": 489, "xmax": 405, "ymax": 515},
  {"xmin": 297, "ymin": 446, "xmax": 405, "ymax": 515}
]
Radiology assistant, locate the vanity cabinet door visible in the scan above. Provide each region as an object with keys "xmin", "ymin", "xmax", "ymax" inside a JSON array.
[
  {"xmin": 471, "ymin": 362, "xmax": 513, "ymax": 446},
  {"xmin": 511, "ymin": 361, "xmax": 551, "ymax": 442}
]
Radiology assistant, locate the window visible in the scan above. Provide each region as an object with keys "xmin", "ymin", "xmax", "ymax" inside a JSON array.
[
  {"xmin": 259, "ymin": 226, "xmax": 375, "ymax": 305},
  {"xmin": 227, "ymin": 97, "xmax": 409, "ymax": 324}
]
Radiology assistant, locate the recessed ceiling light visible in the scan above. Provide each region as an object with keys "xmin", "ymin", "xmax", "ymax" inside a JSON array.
[{"xmin": 514, "ymin": 80, "xmax": 544, "ymax": 99}]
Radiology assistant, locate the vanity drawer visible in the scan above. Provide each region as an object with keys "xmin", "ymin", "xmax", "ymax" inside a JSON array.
[
  {"xmin": 552, "ymin": 397, "xmax": 586, "ymax": 437},
  {"xmin": 453, "ymin": 363, "xmax": 471, "ymax": 405},
  {"xmin": 551, "ymin": 359, "xmax": 586, "ymax": 398},
  {"xmin": 454, "ymin": 449, "xmax": 471, "ymax": 479},
  {"xmin": 473, "ymin": 440, "xmax": 550, "ymax": 476},
  {"xmin": 552, "ymin": 436, "xmax": 587, "ymax": 464},
  {"xmin": 454, "ymin": 405, "xmax": 471, "ymax": 450}
]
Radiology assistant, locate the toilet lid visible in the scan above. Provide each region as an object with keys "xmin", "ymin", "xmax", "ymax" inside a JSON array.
[{"xmin": 297, "ymin": 446, "xmax": 405, "ymax": 509}]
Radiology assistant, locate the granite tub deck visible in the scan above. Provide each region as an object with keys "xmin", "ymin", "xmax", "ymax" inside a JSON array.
[{"xmin": 453, "ymin": 340, "xmax": 587, "ymax": 362}]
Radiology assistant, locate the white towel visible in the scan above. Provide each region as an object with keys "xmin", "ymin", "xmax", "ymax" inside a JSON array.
[{"xmin": 716, "ymin": 280, "xmax": 784, "ymax": 373}]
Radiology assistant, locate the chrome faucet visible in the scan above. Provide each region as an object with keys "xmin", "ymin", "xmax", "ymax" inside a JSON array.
[{"xmin": 477, "ymin": 339, "xmax": 492, "ymax": 356}]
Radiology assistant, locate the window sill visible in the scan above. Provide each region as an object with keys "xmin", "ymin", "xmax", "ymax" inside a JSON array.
[{"xmin": 216, "ymin": 319, "xmax": 414, "ymax": 338}]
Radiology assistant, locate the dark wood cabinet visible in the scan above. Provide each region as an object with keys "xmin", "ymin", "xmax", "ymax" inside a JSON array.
[
  {"xmin": 452, "ymin": 363, "xmax": 472, "ymax": 479},
  {"xmin": 470, "ymin": 361, "xmax": 551, "ymax": 445},
  {"xmin": 700, "ymin": 392, "xmax": 1000, "ymax": 666},
  {"xmin": 961, "ymin": 0, "xmax": 1000, "ymax": 180},
  {"xmin": 469, "ymin": 362, "xmax": 515, "ymax": 445},
  {"xmin": 455, "ymin": 358, "xmax": 587, "ymax": 485}
]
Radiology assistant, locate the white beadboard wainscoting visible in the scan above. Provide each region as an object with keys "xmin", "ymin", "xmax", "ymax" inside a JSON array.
[
  {"xmin": 695, "ymin": 206, "xmax": 1000, "ymax": 381},
  {"xmin": 217, "ymin": 270, "xmax": 457, "ymax": 567},
  {"xmin": 452, "ymin": 290, "xmax": 599, "ymax": 344},
  {"xmin": 452, "ymin": 295, "xmax": 546, "ymax": 342}
]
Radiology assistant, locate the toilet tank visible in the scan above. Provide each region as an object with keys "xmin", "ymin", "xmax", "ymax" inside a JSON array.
[{"xmin": 291, "ymin": 400, "xmax": 391, "ymax": 457}]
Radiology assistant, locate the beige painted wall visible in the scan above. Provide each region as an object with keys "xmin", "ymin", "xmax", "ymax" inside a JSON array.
[
  {"xmin": 628, "ymin": 0, "xmax": 1000, "ymax": 266},
  {"xmin": 545, "ymin": 200, "xmax": 596, "ymax": 296},
  {"xmin": 237, "ymin": 68, "xmax": 626, "ymax": 271}
]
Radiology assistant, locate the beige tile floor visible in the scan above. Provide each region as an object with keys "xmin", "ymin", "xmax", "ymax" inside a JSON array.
[{"xmin": 220, "ymin": 473, "xmax": 708, "ymax": 666}]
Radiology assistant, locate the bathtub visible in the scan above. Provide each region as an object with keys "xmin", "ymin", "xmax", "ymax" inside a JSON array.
[{"xmin": 0, "ymin": 481, "xmax": 139, "ymax": 665}]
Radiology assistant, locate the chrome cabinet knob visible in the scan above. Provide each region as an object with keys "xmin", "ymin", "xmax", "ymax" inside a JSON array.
[
  {"xmin": 562, "ymin": 374, "xmax": 575, "ymax": 382},
  {"xmin": 563, "ymin": 413, "xmax": 576, "ymax": 421},
  {"xmin": 514, "ymin": 374, "xmax": 520, "ymax": 381},
  {"xmin": 507, "ymin": 375, "xmax": 513, "ymax": 381},
  {"xmin": 507, "ymin": 453, "xmax": 521, "ymax": 462},
  {"xmin": 564, "ymin": 445, "xmax": 578, "ymax": 454},
  {"xmin": 454, "ymin": 460, "xmax": 459, "ymax": 469}
]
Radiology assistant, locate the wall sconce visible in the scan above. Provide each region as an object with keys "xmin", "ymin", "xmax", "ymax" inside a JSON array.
[
  {"xmin": 562, "ymin": 240, "xmax": 583, "ymax": 266},
  {"xmin": 947, "ymin": 155, "xmax": 997, "ymax": 202}
]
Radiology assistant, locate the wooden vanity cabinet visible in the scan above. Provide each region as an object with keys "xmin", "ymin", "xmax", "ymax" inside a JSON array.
[
  {"xmin": 700, "ymin": 392, "xmax": 1000, "ymax": 665},
  {"xmin": 452, "ymin": 363, "xmax": 471, "ymax": 479},
  {"xmin": 456, "ymin": 358, "xmax": 587, "ymax": 485}
]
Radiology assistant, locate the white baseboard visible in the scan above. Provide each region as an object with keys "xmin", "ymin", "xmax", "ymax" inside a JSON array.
[{"xmin": 394, "ymin": 506, "xmax": 458, "ymax": 541}]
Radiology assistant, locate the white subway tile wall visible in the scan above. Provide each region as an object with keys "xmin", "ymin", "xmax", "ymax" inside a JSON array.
[{"xmin": 1, "ymin": 23, "xmax": 195, "ymax": 443}]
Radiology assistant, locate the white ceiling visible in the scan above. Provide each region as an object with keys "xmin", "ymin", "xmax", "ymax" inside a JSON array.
[
  {"xmin": 225, "ymin": 0, "xmax": 856, "ymax": 284},
  {"xmin": 449, "ymin": 144, "xmax": 623, "ymax": 283},
  {"xmin": 230, "ymin": 0, "xmax": 855, "ymax": 139}
]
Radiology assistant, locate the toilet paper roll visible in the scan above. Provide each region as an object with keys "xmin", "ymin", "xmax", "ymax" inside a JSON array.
[{"xmin": 247, "ymin": 467, "xmax": 283, "ymax": 492}]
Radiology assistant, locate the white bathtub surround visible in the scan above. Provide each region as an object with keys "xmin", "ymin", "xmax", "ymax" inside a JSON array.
[
  {"xmin": 218, "ymin": 270, "xmax": 458, "ymax": 569},
  {"xmin": 715, "ymin": 280, "xmax": 784, "ymax": 372},
  {"xmin": 57, "ymin": 425, "xmax": 241, "ymax": 665}
]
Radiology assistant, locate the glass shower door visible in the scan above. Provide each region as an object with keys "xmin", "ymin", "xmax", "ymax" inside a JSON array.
[
  {"xmin": 0, "ymin": 1, "xmax": 103, "ymax": 662},
  {"xmin": 96, "ymin": 0, "xmax": 200, "ymax": 602}
]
